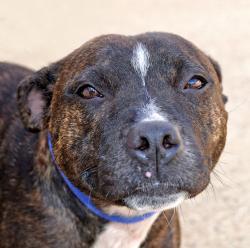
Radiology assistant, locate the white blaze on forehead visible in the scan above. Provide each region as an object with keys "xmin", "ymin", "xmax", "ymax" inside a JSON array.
[
  {"xmin": 141, "ymin": 101, "xmax": 166, "ymax": 122},
  {"xmin": 131, "ymin": 42, "xmax": 150, "ymax": 86}
]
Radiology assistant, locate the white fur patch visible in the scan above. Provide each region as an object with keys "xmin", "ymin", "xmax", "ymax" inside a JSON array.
[
  {"xmin": 164, "ymin": 192, "xmax": 187, "ymax": 209},
  {"xmin": 131, "ymin": 43, "xmax": 150, "ymax": 86},
  {"xmin": 92, "ymin": 191, "xmax": 186, "ymax": 248},
  {"xmin": 125, "ymin": 192, "xmax": 187, "ymax": 212},
  {"xmin": 92, "ymin": 206, "xmax": 160, "ymax": 248},
  {"xmin": 141, "ymin": 101, "xmax": 166, "ymax": 122}
]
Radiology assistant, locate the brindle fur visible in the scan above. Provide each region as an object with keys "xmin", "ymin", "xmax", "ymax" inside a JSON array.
[{"xmin": 0, "ymin": 32, "xmax": 227, "ymax": 248}]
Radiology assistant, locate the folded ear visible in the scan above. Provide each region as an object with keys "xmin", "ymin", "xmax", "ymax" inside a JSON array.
[
  {"xmin": 209, "ymin": 56, "xmax": 222, "ymax": 82},
  {"xmin": 208, "ymin": 56, "xmax": 228, "ymax": 104},
  {"xmin": 17, "ymin": 64, "xmax": 59, "ymax": 132}
]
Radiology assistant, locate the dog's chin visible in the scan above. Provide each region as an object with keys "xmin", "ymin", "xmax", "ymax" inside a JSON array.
[{"xmin": 122, "ymin": 191, "xmax": 188, "ymax": 212}]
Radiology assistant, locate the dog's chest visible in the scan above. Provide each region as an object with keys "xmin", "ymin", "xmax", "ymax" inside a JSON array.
[{"xmin": 92, "ymin": 214, "xmax": 159, "ymax": 248}]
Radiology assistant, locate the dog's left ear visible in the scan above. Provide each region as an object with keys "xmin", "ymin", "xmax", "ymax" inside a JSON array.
[
  {"xmin": 17, "ymin": 63, "xmax": 60, "ymax": 132},
  {"xmin": 209, "ymin": 57, "xmax": 228, "ymax": 104}
]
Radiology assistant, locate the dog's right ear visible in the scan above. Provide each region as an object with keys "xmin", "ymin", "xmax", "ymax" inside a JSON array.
[
  {"xmin": 208, "ymin": 56, "xmax": 228, "ymax": 104},
  {"xmin": 208, "ymin": 56, "xmax": 222, "ymax": 83},
  {"xmin": 17, "ymin": 63, "xmax": 60, "ymax": 132}
]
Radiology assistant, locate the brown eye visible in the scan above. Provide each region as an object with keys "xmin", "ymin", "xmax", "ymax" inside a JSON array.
[
  {"xmin": 77, "ymin": 85, "xmax": 104, "ymax": 99},
  {"xmin": 184, "ymin": 77, "xmax": 207, "ymax": 90}
]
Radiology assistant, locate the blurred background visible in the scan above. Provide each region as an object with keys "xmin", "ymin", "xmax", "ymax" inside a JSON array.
[{"xmin": 0, "ymin": 0, "xmax": 249, "ymax": 247}]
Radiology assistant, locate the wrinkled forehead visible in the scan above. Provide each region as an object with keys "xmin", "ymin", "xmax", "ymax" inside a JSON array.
[
  {"xmin": 61, "ymin": 33, "xmax": 209, "ymax": 88},
  {"xmin": 96, "ymin": 36, "xmax": 186, "ymax": 71},
  {"xmin": 100, "ymin": 36, "xmax": 206, "ymax": 76},
  {"xmin": 95, "ymin": 33, "xmax": 207, "ymax": 67},
  {"xmin": 92, "ymin": 41, "xmax": 155, "ymax": 87}
]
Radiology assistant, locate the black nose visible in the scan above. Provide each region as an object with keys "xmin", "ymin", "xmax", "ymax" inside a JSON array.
[{"xmin": 127, "ymin": 121, "xmax": 181, "ymax": 165}]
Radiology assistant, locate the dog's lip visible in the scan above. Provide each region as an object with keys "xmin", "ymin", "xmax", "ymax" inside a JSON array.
[
  {"xmin": 121, "ymin": 184, "xmax": 188, "ymax": 211},
  {"xmin": 130, "ymin": 182, "xmax": 181, "ymax": 195},
  {"xmin": 115, "ymin": 182, "xmax": 184, "ymax": 203}
]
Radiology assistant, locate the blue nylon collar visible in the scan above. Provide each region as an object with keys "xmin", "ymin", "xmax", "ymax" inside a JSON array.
[{"xmin": 47, "ymin": 133, "xmax": 156, "ymax": 224}]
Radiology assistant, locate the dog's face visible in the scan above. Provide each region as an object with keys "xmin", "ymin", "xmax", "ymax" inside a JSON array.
[{"xmin": 18, "ymin": 33, "xmax": 227, "ymax": 211}]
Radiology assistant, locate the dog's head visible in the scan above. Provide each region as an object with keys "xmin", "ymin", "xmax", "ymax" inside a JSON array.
[{"xmin": 17, "ymin": 33, "xmax": 227, "ymax": 211}]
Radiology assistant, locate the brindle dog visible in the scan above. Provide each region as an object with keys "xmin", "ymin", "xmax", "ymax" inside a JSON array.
[{"xmin": 0, "ymin": 32, "xmax": 227, "ymax": 248}]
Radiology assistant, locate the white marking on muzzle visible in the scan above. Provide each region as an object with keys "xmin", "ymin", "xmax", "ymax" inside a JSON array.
[
  {"xmin": 131, "ymin": 43, "xmax": 150, "ymax": 86},
  {"xmin": 141, "ymin": 101, "xmax": 166, "ymax": 122},
  {"xmin": 125, "ymin": 191, "xmax": 188, "ymax": 212}
]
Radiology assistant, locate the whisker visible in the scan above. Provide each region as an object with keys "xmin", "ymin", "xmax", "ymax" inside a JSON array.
[
  {"xmin": 212, "ymin": 169, "xmax": 233, "ymax": 188},
  {"xmin": 178, "ymin": 205, "xmax": 186, "ymax": 223},
  {"xmin": 208, "ymin": 181, "xmax": 217, "ymax": 200},
  {"xmin": 162, "ymin": 210, "xmax": 175, "ymax": 229},
  {"xmin": 105, "ymin": 190, "xmax": 111, "ymax": 199}
]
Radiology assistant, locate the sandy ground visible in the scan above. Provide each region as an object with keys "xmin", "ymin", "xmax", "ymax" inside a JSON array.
[{"xmin": 0, "ymin": 0, "xmax": 250, "ymax": 247}]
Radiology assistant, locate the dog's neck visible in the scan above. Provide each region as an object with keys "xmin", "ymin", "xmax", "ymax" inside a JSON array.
[
  {"xmin": 34, "ymin": 131, "xmax": 105, "ymax": 245},
  {"xmin": 92, "ymin": 206, "xmax": 160, "ymax": 248},
  {"xmin": 33, "ymin": 131, "xmax": 160, "ymax": 247}
]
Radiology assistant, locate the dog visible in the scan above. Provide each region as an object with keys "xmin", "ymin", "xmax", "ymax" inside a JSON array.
[{"xmin": 0, "ymin": 32, "xmax": 228, "ymax": 248}]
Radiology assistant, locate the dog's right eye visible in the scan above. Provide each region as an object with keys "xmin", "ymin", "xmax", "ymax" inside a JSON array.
[
  {"xmin": 77, "ymin": 85, "xmax": 104, "ymax": 99},
  {"xmin": 183, "ymin": 76, "xmax": 207, "ymax": 90}
]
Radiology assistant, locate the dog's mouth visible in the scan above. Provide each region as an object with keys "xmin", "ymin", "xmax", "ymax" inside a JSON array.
[
  {"xmin": 116, "ymin": 183, "xmax": 189, "ymax": 212},
  {"xmin": 122, "ymin": 192, "xmax": 188, "ymax": 212}
]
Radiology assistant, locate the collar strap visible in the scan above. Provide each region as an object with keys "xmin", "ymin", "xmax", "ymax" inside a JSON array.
[{"xmin": 47, "ymin": 132, "xmax": 156, "ymax": 224}]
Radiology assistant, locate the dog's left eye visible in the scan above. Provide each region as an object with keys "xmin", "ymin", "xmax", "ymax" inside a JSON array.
[
  {"xmin": 184, "ymin": 77, "xmax": 207, "ymax": 90},
  {"xmin": 77, "ymin": 85, "xmax": 104, "ymax": 99}
]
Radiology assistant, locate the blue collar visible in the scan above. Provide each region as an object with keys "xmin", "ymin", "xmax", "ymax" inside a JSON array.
[{"xmin": 47, "ymin": 133, "xmax": 156, "ymax": 224}]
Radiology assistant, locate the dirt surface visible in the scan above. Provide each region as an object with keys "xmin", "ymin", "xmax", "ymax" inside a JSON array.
[{"xmin": 0, "ymin": 0, "xmax": 249, "ymax": 247}]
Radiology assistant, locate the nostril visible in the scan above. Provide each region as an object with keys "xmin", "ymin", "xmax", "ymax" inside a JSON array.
[
  {"xmin": 137, "ymin": 137, "xmax": 150, "ymax": 151},
  {"xmin": 162, "ymin": 135, "xmax": 174, "ymax": 149}
]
